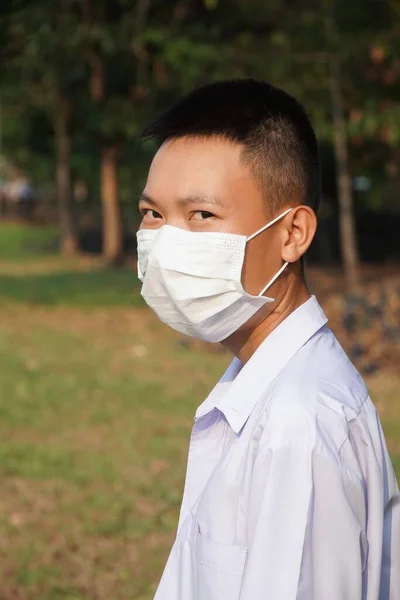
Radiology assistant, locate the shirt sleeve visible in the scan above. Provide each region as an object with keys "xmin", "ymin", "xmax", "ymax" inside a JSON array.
[{"xmin": 239, "ymin": 443, "xmax": 367, "ymax": 600}]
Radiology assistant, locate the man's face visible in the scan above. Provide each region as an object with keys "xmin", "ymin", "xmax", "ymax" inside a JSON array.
[{"xmin": 139, "ymin": 136, "xmax": 291, "ymax": 296}]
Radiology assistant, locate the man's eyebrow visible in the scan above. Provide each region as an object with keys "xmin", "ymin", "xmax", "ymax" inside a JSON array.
[
  {"xmin": 139, "ymin": 192, "xmax": 224, "ymax": 208},
  {"xmin": 177, "ymin": 194, "xmax": 223, "ymax": 208},
  {"xmin": 139, "ymin": 192, "xmax": 158, "ymax": 206}
]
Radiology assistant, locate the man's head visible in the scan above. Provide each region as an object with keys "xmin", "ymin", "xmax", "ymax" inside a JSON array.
[
  {"xmin": 142, "ymin": 79, "xmax": 320, "ymax": 216},
  {"xmin": 139, "ymin": 79, "xmax": 319, "ymax": 342}
]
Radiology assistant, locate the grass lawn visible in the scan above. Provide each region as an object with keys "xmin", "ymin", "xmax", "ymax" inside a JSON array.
[
  {"xmin": 0, "ymin": 225, "xmax": 398, "ymax": 599},
  {"xmin": 0, "ymin": 223, "xmax": 59, "ymax": 261},
  {"xmin": 0, "ymin": 300, "xmax": 231, "ymax": 600}
]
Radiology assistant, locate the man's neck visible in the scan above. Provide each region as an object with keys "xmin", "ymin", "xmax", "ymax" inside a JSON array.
[{"xmin": 222, "ymin": 279, "xmax": 311, "ymax": 365}]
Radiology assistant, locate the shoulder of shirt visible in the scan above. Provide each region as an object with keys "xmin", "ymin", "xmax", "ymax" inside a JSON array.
[{"xmin": 255, "ymin": 327, "xmax": 371, "ymax": 458}]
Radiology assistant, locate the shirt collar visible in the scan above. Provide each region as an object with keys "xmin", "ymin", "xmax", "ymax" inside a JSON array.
[{"xmin": 195, "ymin": 296, "xmax": 328, "ymax": 434}]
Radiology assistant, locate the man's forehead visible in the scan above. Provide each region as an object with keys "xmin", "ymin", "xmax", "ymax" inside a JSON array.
[
  {"xmin": 150, "ymin": 136, "xmax": 243, "ymax": 170},
  {"xmin": 147, "ymin": 139, "xmax": 250, "ymax": 189}
]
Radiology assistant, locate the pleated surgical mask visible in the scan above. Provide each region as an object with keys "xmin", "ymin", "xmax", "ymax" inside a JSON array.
[{"xmin": 136, "ymin": 208, "xmax": 292, "ymax": 343}]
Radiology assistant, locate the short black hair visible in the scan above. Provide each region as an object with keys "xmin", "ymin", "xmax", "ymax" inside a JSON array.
[{"xmin": 141, "ymin": 79, "xmax": 320, "ymax": 214}]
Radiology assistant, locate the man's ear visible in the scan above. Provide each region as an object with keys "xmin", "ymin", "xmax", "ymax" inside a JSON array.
[{"xmin": 281, "ymin": 206, "xmax": 317, "ymax": 264}]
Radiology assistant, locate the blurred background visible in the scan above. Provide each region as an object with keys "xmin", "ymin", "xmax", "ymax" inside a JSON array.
[{"xmin": 0, "ymin": 0, "xmax": 398, "ymax": 598}]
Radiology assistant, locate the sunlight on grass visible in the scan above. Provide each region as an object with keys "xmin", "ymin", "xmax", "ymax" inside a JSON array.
[{"xmin": 0, "ymin": 295, "xmax": 228, "ymax": 598}]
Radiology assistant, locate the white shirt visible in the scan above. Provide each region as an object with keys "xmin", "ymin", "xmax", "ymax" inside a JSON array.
[{"xmin": 154, "ymin": 296, "xmax": 400, "ymax": 600}]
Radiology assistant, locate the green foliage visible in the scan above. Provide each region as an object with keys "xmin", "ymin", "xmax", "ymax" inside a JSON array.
[{"xmin": 0, "ymin": 0, "xmax": 398, "ymax": 210}]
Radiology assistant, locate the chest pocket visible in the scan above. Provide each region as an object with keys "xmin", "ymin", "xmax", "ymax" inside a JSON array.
[{"xmin": 194, "ymin": 514, "xmax": 247, "ymax": 600}]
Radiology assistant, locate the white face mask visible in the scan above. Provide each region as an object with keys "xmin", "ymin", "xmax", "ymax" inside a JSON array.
[{"xmin": 136, "ymin": 208, "xmax": 292, "ymax": 343}]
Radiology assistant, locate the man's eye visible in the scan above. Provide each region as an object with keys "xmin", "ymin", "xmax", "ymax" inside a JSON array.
[
  {"xmin": 191, "ymin": 210, "xmax": 215, "ymax": 221},
  {"xmin": 142, "ymin": 208, "xmax": 162, "ymax": 219}
]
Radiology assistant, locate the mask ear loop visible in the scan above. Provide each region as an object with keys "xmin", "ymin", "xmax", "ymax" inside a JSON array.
[
  {"xmin": 246, "ymin": 207, "xmax": 293, "ymax": 242},
  {"xmin": 245, "ymin": 207, "xmax": 293, "ymax": 298},
  {"xmin": 258, "ymin": 261, "xmax": 289, "ymax": 297}
]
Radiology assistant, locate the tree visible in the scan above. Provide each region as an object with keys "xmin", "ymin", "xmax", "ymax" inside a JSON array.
[
  {"xmin": 75, "ymin": 0, "xmax": 235, "ymax": 264},
  {"xmin": 324, "ymin": 5, "xmax": 361, "ymax": 293},
  {"xmin": 1, "ymin": 0, "xmax": 398, "ymax": 275},
  {"xmin": 218, "ymin": 0, "xmax": 399, "ymax": 291},
  {"xmin": 78, "ymin": 0, "xmax": 123, "ymax": 265},
  {"xmin": 0, "ymin": 1, "xmax": 84, "ymax": 254},
  {"xmin": 75, "ymin": 0, "xmax": 151, "ymax": 265}
]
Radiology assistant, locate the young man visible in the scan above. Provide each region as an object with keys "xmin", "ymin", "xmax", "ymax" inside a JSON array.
[{"xmin": 137, "ymin": 80, "xmax": 400, "ymax": 600}]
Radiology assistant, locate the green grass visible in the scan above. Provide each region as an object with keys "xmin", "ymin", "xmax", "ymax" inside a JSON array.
[
  {"xmin": 0, "ymin": 223, "xmax": 58, "ymax": 260},
  {"xmin": 0, "ymin": 270, "xmax": 143, "ymax": 306},
  {"xmin": 0, "ymin": 230, "xmax": 398, "ymax": 599},
  {"xmin": 0, "ymin": 223, "xmax": 143, "ymax": 307},
  {"xmin": 0, "ymin": 271, "xmax": 227, "ymax": 599}
]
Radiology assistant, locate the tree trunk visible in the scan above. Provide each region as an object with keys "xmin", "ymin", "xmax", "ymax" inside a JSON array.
[
  {"xmin": 101, "ymin": 144, "xmax": 123, "ymax": 265},
  {"xmin": 54, "ymin": 98, "xmax": 79, "ymax": 255},
  {"xmin": 328, "ymin": 57, "xmax": 361, "ymax": 294},
  {"xmin": 83, "ymin": 28, "xmax": 123, "ymax": 265}
]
